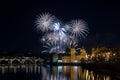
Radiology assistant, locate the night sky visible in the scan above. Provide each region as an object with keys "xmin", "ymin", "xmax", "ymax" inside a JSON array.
[{"xmin": 0, "ymin": 0, "xmax": 120, "ymax": 54}]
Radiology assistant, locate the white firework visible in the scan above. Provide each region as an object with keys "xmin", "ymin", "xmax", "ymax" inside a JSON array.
[
  {"xmin": 35, "ymin": 13, "xmax": 55, "ymax": 32},
  {"xmin": 69, "ymin": 20, "xmax": 89, "ymax": 39},
  {"xmin": 35, "ymin": 13, "xmax": 89, "ymax": 54},
  {"xmin": 64, "ymin": 25, "xmax": 70, "ymax": 31},
  {"xmin": 41, "ymin": 43, "xmax": 57, "ymax": 54},
  {"xmin": 45, "ymin": 33, "xmax": 59, "ymax": 44}
]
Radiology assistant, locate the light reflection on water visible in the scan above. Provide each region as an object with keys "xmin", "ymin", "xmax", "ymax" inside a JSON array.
[{"xmin": 0, "ymin": 65, "xmax": 111, "ymax": 80}]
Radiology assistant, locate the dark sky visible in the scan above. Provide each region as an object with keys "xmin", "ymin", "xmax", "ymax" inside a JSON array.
[{"xmin": 0, "ymin": 0, "xmax": 120, "ymax": 53}]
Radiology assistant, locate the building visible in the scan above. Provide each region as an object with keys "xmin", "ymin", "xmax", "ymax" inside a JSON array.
[{"xmin": 53, "ymin": 43, "xmax": 88, "ymax": 63}]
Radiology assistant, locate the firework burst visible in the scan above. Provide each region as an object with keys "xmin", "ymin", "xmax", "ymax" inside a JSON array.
[
  {"xmin": 35, "ymin": 13, "xmax": 55, "ymax": 32},
  {"xmin": 35, "ymin": 13, "xmax": 89, "ymax": 54},
  {"xmin": 69, "ymin": 20, "xmax": 89, "ymax": 39}
]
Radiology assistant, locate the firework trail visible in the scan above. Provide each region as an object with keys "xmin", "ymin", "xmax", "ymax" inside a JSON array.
[{"xmin": 41, "ymin": 43, "xmax": 57, "ymax": 54}]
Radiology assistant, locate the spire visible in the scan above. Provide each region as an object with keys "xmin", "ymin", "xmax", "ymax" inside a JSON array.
[{"xmin": 71, "ymin": 40, "xmax": 74, "ymax": 48}]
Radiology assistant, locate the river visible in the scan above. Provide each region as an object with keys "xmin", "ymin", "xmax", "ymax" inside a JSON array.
[{"xmin": 0, "ymin": 65, "xmax": 115, "ymax": 80}]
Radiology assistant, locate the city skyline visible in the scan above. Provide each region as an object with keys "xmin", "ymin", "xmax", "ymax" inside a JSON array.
[{"xmin": 0, "ymin": 0, "xmax": 120, "ymax": 53}]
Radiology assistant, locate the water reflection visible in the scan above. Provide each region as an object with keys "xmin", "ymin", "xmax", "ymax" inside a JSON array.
[
  {"xmin": 0, "ymin": 65, "xmax": 41, "ymax": 74},
  {"xmin": 0, "ymin": 65, "xmax": 111, "ymax": 80}
]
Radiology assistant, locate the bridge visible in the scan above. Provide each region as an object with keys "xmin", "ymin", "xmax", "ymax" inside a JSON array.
[{"xmin": 0, "ymin": 56, "xmax": 44, "ymax": 65}]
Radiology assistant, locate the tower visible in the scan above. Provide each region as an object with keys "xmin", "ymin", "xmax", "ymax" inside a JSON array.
[{"xmin": 70, "ymin": 42, "xmax": 75, "ymax": 62}]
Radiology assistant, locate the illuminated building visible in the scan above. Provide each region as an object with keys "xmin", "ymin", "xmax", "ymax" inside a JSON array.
[{"xmin": 59, "ymin": 43, "xmax": 88, "ymax": 63}]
